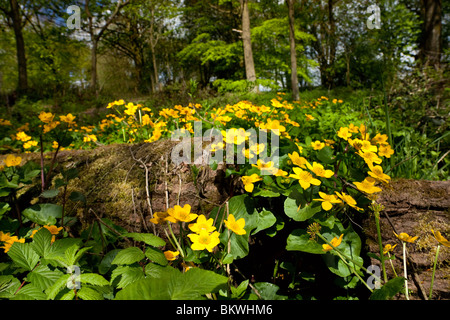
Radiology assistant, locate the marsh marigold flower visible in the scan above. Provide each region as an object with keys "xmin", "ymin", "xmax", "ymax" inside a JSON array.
[
  {"xmin": 289, "ymin": 167, "xmax": 321, "ymax": 190},
  {"xmin": 224, "ymin": 214, "xmax": 246, "ymax": 235},
  {"xmin": 337, "ymin": 127, "xmax": 352, "ymax": 141},
  {"xmin": 394, "ymin": 232, "xmax": 418, "ymax": 243},
  {"xmin": 38, "ymin": 111, "xmax": 55, "ymax": 123},
  {"xmin": 188, "ymin": 215, "xmax": 216, "ymax": 234},
  {"xmin": 335, "ymin": 191, "xmax": 362, "ymax": 211},
  {"xmin": 323, "ymin": 234, "xmax": 344, "ymax": 252},
  {"xmin": 306, "ymin": 161, "xmax": 334, "ymax": 178},
  {"xmin": 4, "ymin": 154, "xmax": 21, "ymax": 167},
  {"xmin": 241, "ymin": 174, "xmax": 262, "ymax": 192},
  {"xmin": 311, "ymin": 140, "xmax": 325, "ymax": 150},
  {"xmin": 188, "ymin": 230, "xmax": 221, "ymax": 252},
  {"xmin": 167, "ymin": 204, "xmax": 198, "ymax": 223},
  {"xmin": 313, "ymin": 192, "xmax": 342, "ymax": 211},
  {"xmin": 368, "ymin": 165, "xmax": 391, "ymax": 184},
  {"xmin": 288, "ymin": 151, "xmax": 308, "ymax": 168},
  {"xmin": 378, "ymin": 145, "xmax": 394, "ymax": 158},
  {"xmin": 164, "ymin": 250, "xmax": 180, "ymax": 261},
  {"xmin": 431, "ymin": 230, "xmax": 450, "ymax": 247},
  {"xmin": 354, "ymin": 177, "xmax": 382, "ymax": 194},
  {"xmin": 383, "ymin": 244, "xmax": 397, "ymax": 255},
  {"xmin": 16, "ymin": 131, "xmax": 31, "ymax": 142}
]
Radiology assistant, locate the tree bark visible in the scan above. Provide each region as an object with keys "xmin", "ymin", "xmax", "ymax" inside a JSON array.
[
  {"xmin": 240, "ymin": 0, "xmax": 256, "ymax": 84},
  {"xmin": 419, "ymin": 0, "xmax": 442, "ymax": 68},
  {"xmin": 286, "ymin": 0, "xmax": 299, "ymax": 101},
  {"xmin": 9, "ymin": 0, "xmax": 28, "ymax": 93}
]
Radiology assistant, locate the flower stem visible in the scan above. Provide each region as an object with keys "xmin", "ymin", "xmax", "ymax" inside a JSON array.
[
  {"xmin": 429, "ymin": 244, "xmax": 440, "ymax": 300},
  {"xmin": 374, "ymin": 211, "xmax": 387, "ymax": 283},
  {"xmin": 387, "ymin": 252, "xmax": 398, "ymax": 277},
  {"xmin": 167, "ymin": 221, "xmax": 184, "ymax": 258},
  {"xmin": 402, "ymin": 242, "xmax": 409, "ymax": 300}
]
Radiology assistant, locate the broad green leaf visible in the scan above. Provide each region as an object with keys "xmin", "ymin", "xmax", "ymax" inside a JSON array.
[
  {"xmin": 7, "ymin": 242, "xmax": 40, "ymax": 271},
  {"xmin": 28, "ymin": 265, "xmax": 63, "ymax": 292},
  {"xmin": 284, "ymin": 198, "xmax": 321, "ymax": 221},
  {"xmin": 40, "ymin": 189, "xmax": 60, "ymax": 199},
  {"xmin": 111, "ymin": 266, "xmax": 145, "ymax": 289},
  {"xmin": 0, "ymin": 275, "xmax": 21, "ymax": 299},
  {"xmin": 98, "ymin": 249, "xmax": 121, "ymax": 274},
  {"xmin": 12, "ymin": 283, "xmax": 47, "ymax": 300},
  {"xmin": 22, "ymin": 203, "xmax": 62, "ymax": 226},
  {"xmin": 80, "ymin": 273, "xmax": 109, "ymax": 287},
  {"xmin": 252, "ymin": 210, "xmax": 277, "ymax": 235},
  {"xmin": 253, "ymin": 282, "xmax": 287, "ymax": 300},
  {"xmin": 31, "ymin": 228, "xmax": 53, "ymax": 258},
  {"xmin": 45, "ymin": 274, "xmax": 71, "ymax": 300},
  {"xmin": 317, "ymin": 146, "xmax": 334, "ymax": 164},
  {"xmin": 115, "ymin": 267, "xmax": 228, "ymax": 300},
  {"xmin": 122, "ymin": 232, "xmax": 166, "ymax": 247},
  {"xmin": 0, "ymin": 202, "xmax": 11, "ymax": 217},
  {"xmin": 145, "ymin": 247, "xmax": 168, "ymax": 266},
  {"xmin": 286, "ymin": 229, "xmax": 324, "ymax": 254},
  {"xmin": 370, "ymin": 277, "xmax": 405, "ymax": 300},
  {"xmin": 112, "ymin": 247, "xmax": 145, "ymax": 265},
  {"xmin": 77, "ymin": 286, "xmax": 104, "ymax": 300},
  {"xmin": 231, "ymin": 280, "xmax": 249, "ymax": 299}
]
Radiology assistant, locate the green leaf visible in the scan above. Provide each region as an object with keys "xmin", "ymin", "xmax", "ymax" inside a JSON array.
[
  {"xmin": 112, "ymin": 247, "xmax": 145, "ymax": 265},
  {"xmin": 286, "ymin": 229, "xmax": 324, "ymax": 254},
  {"xmin": 111, "ymin": 266, "xmax": 145, "ymax": 289},
  {"xmin": 31, "ymin": 228, "xmax": 53, "ymax": 258},
  {"xmin": 370, "ymin": 277, "xmax": 405, "ymax": 300},
  {"xmin": 7, "ymin": 242, "xmax": 40, "ymax": 271},
  {"xmin": 28, "ymin": 265, "xmax": 63, "ymax": 292},
  {"xmin": 40, "ymin": 189, "xmax": 60, "ymax": 199},
  {"xmin": 284, "ymin": 198, "xmax": 321, "ymax": 221},
  {"xmin": 0, "ymin": 275, "xmax": 21, "ymax": 299},
  {"xmin": 253, "ymin": 282, "xmax": 287, "ymax": 300},
  {"xmin": 12, "ymin": 283, "xmax": 47, "ymax": 300},
  {"xmin": 252, "ymin": 210, "xmax": 277, "ymax": 235},
  {"xmin": 98, "ymin": 249, "xmax": 121, "ymax": 274},
  {"xmin": 122, "ymin": 232, "xmax": 166, "ymax": 247},
  {"xmin": 22, "ymin": 203, "xmax": 62, "ymax": 226},
  {"xmin": 115, "ymin": 267, "xmax": 228, "ymax": 300},
  {"xmin": 80, "ymin": 273, "xmax": 109, "ymax": 287},
  {"xmin": 77, "ymin": 286, "xmax": 104, "ymax": 300},
  {"xmin": 0, "ymin": 202, "xmax": 11, "ymax": 217},
  {"xmin": 68, "ymin": 191, "xmax": 86, "ymax": 204},
  {"xmin": 45, "ymin": 274, "xmax": 71, "ymax": 300},
  {"xmin": 145, "ymin": 247, "xmax": 168, "ymax": 266},
  {"xmin": 317, "ymin": 146, "xmax": 334, "ymax": 164},
  {"xmin": 231, "ymin": 280, "xmax": 249, "ymax": 299}
]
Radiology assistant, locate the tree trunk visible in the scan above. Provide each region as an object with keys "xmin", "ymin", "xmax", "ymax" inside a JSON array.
[
  {"xmin": 9, "ymin": 0, "xmax": 28, "ymax": 93},
  {"xmin": 90, "ymin": 38, "xmax": 98, "ymax": 94},
  {"xmin": 240, "ymin": 0, "xmax": 256, "ymax": 84},
  {"xmin": 286, "ymin": 0, "xmax": 299, "ymax": 101},
  {"xmin": 419, "ymin": 0, "xmax": 442, "ymax": 68}
]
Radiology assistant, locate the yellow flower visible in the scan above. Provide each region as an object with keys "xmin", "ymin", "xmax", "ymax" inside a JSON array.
[
  {"xmin": 0, "ymin": 231, "xmax": 11, "ymax": 242},
  {"xmin": 348, "ymin": 123, "xmax": 359, "ymax": 133},
  {"xmin": 23, "ymin": 140, "xmax": 38, "ymax": 149},
  {"xmin": 4, "ymin": 154, "xmax": 22, "ymax": 167},
  {"xmin": 221, "ymin": 128, "xmax": 250, "ymax": 145},
  {"xmin": 431, "ymin": 230, "xmax": 450, "ymax": 247},
  {"xmin": 141, "ymin": 114, "xmax": 154, "ymax": 127},
  {"xmin": 259, "ymin": 119, "xmax": 286, "ymax": 135},
  {"xmin": 124, "ymin": 103, "xmax": 139, "ymax": 116},
  {"xmin": 188, "ymin": 230, "xmax": 221, "ymax": 252},
  {"xmin": 224, "ymin": 214, "xmax": 246, "ymax": 235},
  {"xmin": 394, "ymin": 232, "xmax": 418, "ymax": 243},
  {"xmin": 311, "ymin": 140, "xmax": 325, "ymax": 150},
  {"xmin": 323, "ymin": 234, "xmax": 344, "ymax": 252},
  {"xmin": 149, "ymin": 211, "xmax": 172, "ymax": 224},
  {"xmin": 16, "ymin": 131, "xmax": 31, "ymax": 142},
  {"xmin": 348, "ymin": 138, "xmax": 364, "ymax": 151},
  {"xmin": 306, "ymin": 161, "xmax": 334, "ymax": 178},
  {"xmin": 354, "ymin": 177, "xmax": 382, "ymax": 194},
  {"xmin": 383, "ymin": 244, "xmax": 397, "ymax": 255},
  {"xmin": 274, "ymin": 169, "xmax": 289, "ymax": 177},
  {"xmin": 83, "ymin": 134, "xmax": 97, "ymax": 143},
  {"xmin": 289, "ymin": 167, "xmax": 321, "ymax": 190},
  {"xmin": 335, "ymin": 191, "xmax": 362, "ymax": 211},
  {"xmin": 167, "ymin": 204, "xmax": 198, "ymax": 223},
  {"xmin": 59, "ymin": 113, "xmax": 76, "ymax": 125},
  {"xmin": 288, "ymin": 151, "xmax": 308, "ymax": 168},
  {"xmin": 44, "ymin": 225, "xmax": 63, "ymax": 235},
  {"xmin": 360, "ymin": 140, "xmax": 378, "ymax": 153},
  {"xmin": 337, "ymin": 127, "xmax": 352, "ymax": 141},
  {"xmin": 43, "ymin": 121, "xmax": 60, "ymax": 133},
  {"xmin": 164, "ymin": 250, "xmax": 180, "ymax": 261},
  {"xmin": 241, "ymin": 174, "xmax": 262, "ymax": 192},
  {"xmin": 188, "ymin": 215, "xmax": 216, "ymax": 234},
  {"xmin": 0, "ymin": 233, "xmax": 25, "ymax": 253},
  {"xmin": 313, "ymin": 192, "xmax": 342, "ymax": 211},
  {"xmin": 357, "ymin": 150, "xmax": 382, "ymax": 167},
  {"xmin": 368, "ymin": 165, "xmax": 391, "ymax": 184},
  {"xmin": 305, "ymin": 114, "xmax": 315, "ymax": 121},
  {"xmin": 252, "ymin": 159, "xmax": 277, "ymax": 175},
  {"xmin": 372, "ymin": 133, "xmax": 389, "ymax": 145},
  {"xmin": 378, "ymin": 145, "xmax": 394, "ymax": 158},
  {"xmin": 38, "ymin": 111, "xmax": 55, "ymax": 123}
]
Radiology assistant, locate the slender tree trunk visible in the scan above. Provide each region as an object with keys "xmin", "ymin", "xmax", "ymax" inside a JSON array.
[
  {"xmin": 240, "ymin": 0, "xmax": 256, "ymax": 84},
  {"xmin": 287, "ymin": 0, "xmax": 299, "ymax": 100},
  {"xmin": 10, "ymin": 0, "xmax": 28, "ymax": 93},
  {"xmin": 90, "ymin": 37, "xmax": 98, "ymax": 94},
  {"xmin": 419, "ymin": 0, "xmax": 442, "ymax": 68}
]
